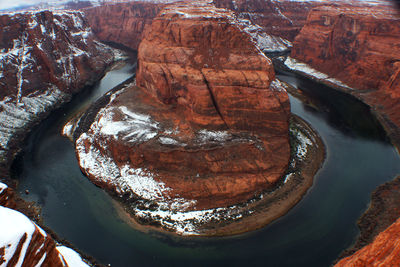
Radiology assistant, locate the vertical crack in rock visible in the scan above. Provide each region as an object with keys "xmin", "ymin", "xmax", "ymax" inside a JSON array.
[{"xmin": 200, "ymin": 70, "xmax": 230, "ymax": 129}]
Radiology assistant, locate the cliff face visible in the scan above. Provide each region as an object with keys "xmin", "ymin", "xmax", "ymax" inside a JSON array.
[
  {"xmin": 84, "ymin": 2, "xmax": 164, "ymax": 51},
  {"xmin": 290, "ymin": 4, "xmax": 400, "ymax": 146},
  {"xmin": 291, "ymin": 5, "xmax": 400, "ymax": 91},
  {"xmin": 213, "ymin": 0, "xmax": 317, "ymax": 41},
  {"xmin": 0, "ymin": 206, "xmax": 89, "ymax": 267},
  {"xmin": 335, "ymin": 217, "xmax": 400, "ymax": 267},
  {"xmin": 0, "ymin": 10, "xmax": 114, "ymax": 176},
  {"xmin": 73, "ymin": 1, "xmax": 290, "ymax": 235}
]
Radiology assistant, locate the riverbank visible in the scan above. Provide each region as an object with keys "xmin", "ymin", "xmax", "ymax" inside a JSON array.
[
  {"xmin": 109, "ymin": 112, "xmax": 325, "ymax": 237},
  {"xmin": 271, "ymin": 55, "xmax": 400, "ymax": 263},
  {"xmin": 274, "ymin": 55, "xmax": 400, "ymax": 153},
  {"xmin": 337, "ymin": 175, "xmax": 400, "ymax": 261}
]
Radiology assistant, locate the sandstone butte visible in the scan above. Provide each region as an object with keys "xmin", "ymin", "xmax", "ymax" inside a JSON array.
[
  {"xmin": 290, "ymin": 4, "xmax": 400, "ymax": 147},
  {"xmin": 75, "ymin": 0, "xmax": 291, "ymax": 217},
  {"xmin": 0, "ymin": 10, "xmax": 114, "ymax": 176},
  {"xmin": 335, "ymin": 217, "xmax": 400, "ymax": 267}
]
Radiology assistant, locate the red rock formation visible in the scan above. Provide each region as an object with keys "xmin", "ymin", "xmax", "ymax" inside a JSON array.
[
  {"xmin": 84, "ymin": 2, "xmax": 164, "ymax": 51},
  {"xmin": 290, "ymin": 3, "xmax": 400, "ymax": 147},
  {"xmin": 213, "ymin": 0, "xmax": 318, "ymax": 41},
  {"xmin": 0, "ymin": 10, "xmax": 114, "ymax": 176},
  {"xmin": 291, "ymin": 5, "xmax": 400, "ymax": 91},
  {"xmin": 74, "ymin": 1, "xmax": 290, "ymax": 233},
  {"xmin": 0, "ymin": 206, "xmax": 89, "ymax": 267},
  {"xmin": 335, "ymin": 217, "xmax": 400, "ymax": 267}
]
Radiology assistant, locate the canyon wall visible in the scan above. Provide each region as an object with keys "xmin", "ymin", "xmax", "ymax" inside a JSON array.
[
  {"xmin": 335, "ymin": 217, "xmax": 400, "ymax": 267},
  {"xmin": 213, "ymin": 0, "xmax": 317, "ymax": 41},
  {"xmin": 287, "ymin": 3, "xmax": 400, "ymax": 265},
  {"xmin": 0, "ymin": 10, "xmax": 114, "ymax": 176},
  {"xmin": 290, "ymin": 4, "xmax": 400, "ymax": 147},
  {"xmin": 84, "ymin": 2, "xmax": 164, "ymax": 51},
  {"xmin": 73, "ymin": 1, "xmax": 291, "ymax": 234}
]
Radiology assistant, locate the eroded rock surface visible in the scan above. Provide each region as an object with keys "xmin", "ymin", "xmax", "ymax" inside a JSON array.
[
  {"xmin": 0, "ymin": 205, "xmax": 89, "ymax": 267},
  {"xmin": 213, "ymin": 0, "xmax": 317, "ymax": 41},
  {"xmin": 73, "ymin": 1, "xmax": 291, "ymax": 235},
  {"xmin": 84, "ymin": 2, "xmax": 165, "ymax": 51},
  {"xmin": 335, "ymin": 217, "xmax": 400, "ymax": 267},
  {"xmin": 0, "ymin": 10, "xmax": 114, "ymax": 176}
]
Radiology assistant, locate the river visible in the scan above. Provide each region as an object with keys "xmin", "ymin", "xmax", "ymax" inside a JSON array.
[{"xmin": 13, "ymin": 61, "xmax": 400, "ymax": 267}]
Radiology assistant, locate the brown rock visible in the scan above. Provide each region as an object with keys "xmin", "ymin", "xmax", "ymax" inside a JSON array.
[
  {"xmin": 0, "ymin": 10, "xmax": 113, "ymax": 177},
  {"xmin": 290, "ymin": 3, "xmax": 400, "ymax": 148},
  {"xmin": 84, "ymin": 2, "xmax": 164, "ymax": 51},
  {"xmin": 0, "ymin": 183, "xmax": 16, "ymax": 209},
  {"xmin": 335, "ymin": 217, "xmax": 400, "ymax": 267},
  {"xmin": 75, "ymin": 1, "xmax": 290, "ymax": 214},
  {"xmin": 213, "ymin": 0, "xmax": 321, "ymax": 41}
]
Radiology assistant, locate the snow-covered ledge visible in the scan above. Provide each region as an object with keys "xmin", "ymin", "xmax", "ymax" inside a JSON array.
[{"xmin": 284, "ymin": 56, "xmax": 353, "ymax": 90}]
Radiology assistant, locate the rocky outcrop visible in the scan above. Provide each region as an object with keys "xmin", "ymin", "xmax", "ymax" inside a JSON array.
[
  {"xmin": 0, "ymin": 182, "xmax": 16, "ymax": 209},
  {"xmin": 83, "ymin": 2, "xmax": 164, "ymax": 51},
  {"xmin": 335, "ymin": 217, "xmax": 400, "ymax": 267},
  {"xmin": 73, "ymin": 1, "xmax": 291, "ymax": 235},
  {"xmin": 213, "ymin": 0, "xmax": 318, "ymax": 41},
  {"xmin": 0, "ymin": 206, "xmax": 89, "ymax": 267},
  {"xmin": 289, "ymin": 3, "xmax": 400, "ymax": 147},
  {"xmin": 0, "ymin": 10, "xmax": 114, "ymax": 176}
]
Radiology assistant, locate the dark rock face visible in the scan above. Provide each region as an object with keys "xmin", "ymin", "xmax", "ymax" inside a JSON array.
[
  {"xmin": 213, "ymin": 0, "xmax": 317, "ymax": 41},
  {"xmin": 0, "ymin": 10, "xmax": 114, "ymax": 176},
  {"xmin": 83, "ymin": 2, "xmax": 164, "ymax": 51}
]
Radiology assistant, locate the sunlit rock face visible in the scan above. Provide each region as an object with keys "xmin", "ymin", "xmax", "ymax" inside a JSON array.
[
  {"xmin": 0, "ymin": 10, "xmax": 114, "ymax": 176},
  {"xmin": 289, "ymin": 3, "xmax": 400, "ymax": 146},
  {"xmin": 83, "ymin": 2, "xmax": 165, "ymax": 51},
  {"xmin": 335, "ymin": 217, "xmax": 400, "ymax": 267},
  {"xmin": 0, "ymin": 205, "xmax": 90, "ymax": 267},
  {"xmin": 74, "ymin": 1, "xmax": 291, "ymax": 234}
]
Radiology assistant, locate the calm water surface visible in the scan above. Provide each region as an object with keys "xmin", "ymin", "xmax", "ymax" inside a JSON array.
[{"xmin": 14, "ymin": 65, "xmax": 400, "ymax": 267}]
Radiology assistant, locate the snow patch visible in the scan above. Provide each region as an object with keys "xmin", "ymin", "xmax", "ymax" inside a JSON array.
[
  {"xmin": 56, "ymin": 246, "xmax": 90, "ymax": 267},
  {"xmin": 284, "ymin": 57, "xmax": 353, "ymax": 89},
  {"xmin": 0, "ymin": 206, "xmax": 35, "ymax": 266}
]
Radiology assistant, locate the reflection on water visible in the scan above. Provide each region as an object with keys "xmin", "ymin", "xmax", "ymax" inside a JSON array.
[{"xmin": 13, "ymin": 65, "xmax": 400, "ymax": 267}]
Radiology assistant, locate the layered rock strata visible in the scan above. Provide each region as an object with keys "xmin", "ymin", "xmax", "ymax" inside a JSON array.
[
  {"xmin": 335, "ymin": 217, "xmax": 400, "ymax": 267},
  {"xmin": 0, "ymin": 205, "xmax": 90, "ymax": 267},
  {"xmin": 289, "ymin": 4, "xmax": 400, "ymax": 148},
  {"xmin": 0, "ymin": 10, "xmax": 114, "ymax": 176},
  {"xmin": 213, "ymin": 0, "xmax": 317, "ymax": 41},
  {"xmin": 73, "ymin": 1, "xmax": 292, "ymax": 235},
  {"xmin": 83, "ymin": 2, "xmax": 165, "ymax": 51}
]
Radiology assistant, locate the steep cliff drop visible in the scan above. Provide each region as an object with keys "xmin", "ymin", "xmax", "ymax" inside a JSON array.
[
  {"xmin": 0, "ymin": 10, "xmax": 115, "ymax": 177},
  {"xmin": 213, "ymin": 0, "xmax": 318, "ymax": 41},
  {"xmin": 286, "ymin": 3, "xmax": 400, "ymax": 149},
  {"xmin": 278, "ymin": 2, "xmax": 400, "ymax": 265},
  {"xmin": 68, "ymin": 1, "xmax": 321, "ymax": 236},
  {"xmin": 83, "ymin": 2, "xmax": 165, "ymax": 51},
  {"xmin": 0, "ymin": 9, "xmax": 118, "ymax": 266},
  {"xmin": 335, "ymin": 217, "xmax": 400, "ymax": 267}
]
